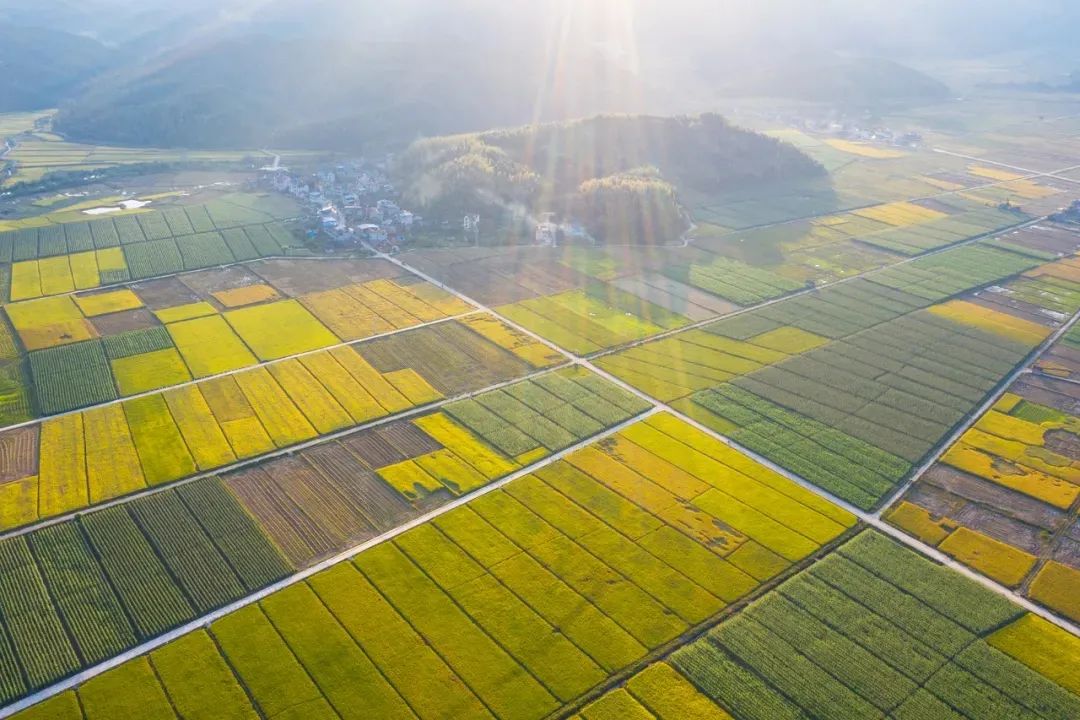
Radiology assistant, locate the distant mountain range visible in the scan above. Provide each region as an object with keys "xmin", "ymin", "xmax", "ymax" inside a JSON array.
[
  {"xmin": 0, "ymin": 25, "xmax": 112, "ymax": 112},
  {"xmin": 0, "ymin": 0, "xmax": 1076, "ymax": 150}
]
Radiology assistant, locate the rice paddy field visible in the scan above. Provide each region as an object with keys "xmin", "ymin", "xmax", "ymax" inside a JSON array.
[
  {"xmin": 597, "ymin": 239, "xmax": 1079, "ymax": 510},
  {"xmin": 1, "ymin": 194, "xmax": 305, "ymax": 303},
  {"xmin": 576, "ymin": 530, "xmax": 1080, "ymax": 720},
  {"xmin": 0, "ymin": 412, "xmax": 859, "ymax": 716},
  {"xmin": 2, "ymin": 258, "xmax": 485, "ymax": 418},
  {"xmin": 5, "ymin": 102, "xmax": 1080, "ymax": 720},
  {"xmin": 0, "ymin": 310, "xmax": 563, "ymax": 532},
  {"xmin": 886, "ymin": 324, "xmax": 1080, "ymax": 624}
]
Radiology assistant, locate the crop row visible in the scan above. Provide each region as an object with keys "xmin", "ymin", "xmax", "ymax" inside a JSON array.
[
  {"xmin": 18, "ymin": 278, "xmax": 486, "ymax": 416},
  {"xmin": 497, "ymin": 287, "xmax": 688, "ymax": 356},
  {"xmin": 692, "ymin": 385, "xmax": 909, "ymax": 511},
  {"xmin": 595, "ymin": 274, "xmax": 936, "ymax": 404},
  {"xmin": 2, "ymin": 318, "xmax": 542, "ymax": 532},
  {"xmin": 0, "ymin": 202, "xmax": 297, "ymax": 265},
  {"xmin": 684, "ymin": 305, "xmax": 1042, "ymax": 509},
  {"xmin": 6, "ymin": 223, "xmax": 298, "ymax": 302},
  {"xmin": 3, "ymin": 412, "xmax": 857, "ymax": 719},
  {"xmin": 667, "ymin": 256, "xmax": 804, "ymax": 306},
  {"xmin": 0, "ymin": 477, "xmax": 290, "ymax": 704},
  {"xmin": 9, "ymin": 249, "xmax": 129, "ymax": 302},
  {"xmin": 594, "ymin": 326, "xmax": 814, "ymax": 403},
  {"xmin": 868, "ymin": 243, "xmax": 1039, "ymax": 302},
  {"xmin": 445, "ymin": 367, "xmax": 649, "ymax": 458},
  {"xmin": 631, "ymin": 530, "xmax": 1080, "ymax": 720},
  {"xmin": 861, "ymin": 206, "xmax": 1026, "ymax": 256},
  {"xmin": 886, "ymin": 366, "xmax": 1080, "ymax": 623}
]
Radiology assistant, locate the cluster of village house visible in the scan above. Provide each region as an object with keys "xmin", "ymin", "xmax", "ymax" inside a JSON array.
[
  {"xmin": 259, "ymin": 162, "xmax": 420, "ymax": 251},
  {"xmin": 258, "ymin": 160, "xmax": 602, "ymax": 251},
  {"xmin": 749, "ymin": 108, "xmax": 924, "ymax": 148}
]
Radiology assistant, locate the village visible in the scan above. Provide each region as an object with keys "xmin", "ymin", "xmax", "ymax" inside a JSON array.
[
  {"xmin": 258, "ymin": 158, "xmax": 601, "ymax": 252},
  {"xmin": 258, "ymin": 158, "xmax": 421, "ymax": 253}
]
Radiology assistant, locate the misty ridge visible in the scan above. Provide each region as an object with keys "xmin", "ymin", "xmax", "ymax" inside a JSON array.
[{"xmin": 0, "ymin": 0, "xmax": 1076, "ymax": 150}]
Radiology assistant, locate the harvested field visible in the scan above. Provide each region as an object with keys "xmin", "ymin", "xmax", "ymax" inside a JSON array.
[
  {"xmin": 131, "ymin": 277, "xmax": 201, "ymax": 310},
  {"xmin": 178, "ymin": 265, "xmax": 268, "ymax": 299},
  {"xmin": 249, "ymin": 258, "xmax": 402, "ymax": 296},
  {"xmin": 358, "ymin": 320, "xmax": 532, "ymax": 395},
  {"xmin": 89, "ymin": 308, "xmax": 159, "ymax": 336},
  {"xmin": 0, "ymin": 426, "xmax": 37, "ymax": 484},
  {"xmin": 374, "ymin": 421, "xmax": 441, "ymax": 459},
  {"xmin": 340, "ymin": 430, "xmax": 408, "ymax": 469},
  {"xmin": 225, "ymin": 466, "xmax": 339, "ymax": 566},
  {"xmin": 258, "ymin": 455, "xmax": 374, "ymax": 546},
  {"xmin": 404, "ymin": 247, "xmax": 588, "ymax": 305},
  {"xmin": 301, "ymin": 443, "xmax": 416, "ymax": 530}
]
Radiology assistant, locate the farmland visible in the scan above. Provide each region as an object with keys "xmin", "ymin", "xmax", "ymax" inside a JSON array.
[
  {"xmin": 598, "ymin": 238, "xmax": 1078, "ymax": 510},
  {"xmin": 578, "ymin": 530, "xmax": 1080, "ymax": 720},
  {"xmin": 2, "ymin": 194, "xmax": 304, "ymax": 303},
  {"xmin": 3, "ymin": 99, "xmax": 1080, "ymax": 720},
  {"xmin": 3, "ymin": 259, "xmax": 478, "ymax": 418},
  {"xmin": 0, "ymin": 124, "xmax": 319, "ymax": 189},
  {"xmin": 223, "ymin": 367, "xmax": 651, "ymax": 566},
  {"xmin": 886, "ymin": 326, "xmax": 1080, "ymax": 623},
  {"xmin": 2, "ymin": 412, "xmax": 857, "ymax": 716},
  {"xmin": 0, "ymin": 312, "xmax": 556, "ymax": 532}
]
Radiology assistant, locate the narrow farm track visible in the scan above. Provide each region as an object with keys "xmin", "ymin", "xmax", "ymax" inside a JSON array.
[
  {"xmin": 372, "ymin": 243, "xmax": 1080, "ymax": 640},
  {"xmin": 933, "ymin": 147, "xmax": 1080, "ymax": 186},
  {"xmin": 0, "ymin": 407, "xmax": 660, "ymax": 720}
]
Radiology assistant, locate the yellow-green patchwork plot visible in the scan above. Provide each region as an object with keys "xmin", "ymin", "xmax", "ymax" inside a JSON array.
[
  {"xmin": 6, "ymin": 296, "xmax": 98, "ymax": 350},
  {"xmin": 111, "ymin": 348, "xmax": 192, "ymax": 396},
  {"xmin": 233, "ymin": 367, "xmax": 317, "ymax": 447},
  {"xmin": 123, "ymin": 394, "xmax": 197, "ymax": 485},
  {"xmin": 168, "ymin": 315, "xmax": 258, "ymax": 377},
  {"xmin": 163, "ymin": 385, "xmax": 237, "ymax": 470},
  {"xmin": 154, "ymin": 302, "xmax": 218, "ymax": 324},
  {"xmin": 225, "ymin": 300, "xmax": 339, "ymax": 360},
  {"xmin": 74, "ymin": 289, "xmax": 143, "ymax": 317},
  {"xmin": 83, "ymin": 403, "xmax": 146, "ymax": 503}
]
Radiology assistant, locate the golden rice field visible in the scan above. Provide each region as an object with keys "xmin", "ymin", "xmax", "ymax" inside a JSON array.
[{"xmin": 2, "ymin": 110, "xmax": 1080, "ymax": 720}]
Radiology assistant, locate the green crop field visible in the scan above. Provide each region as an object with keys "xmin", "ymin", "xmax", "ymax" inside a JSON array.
[{"xmin": 3, "ymin": 94, "xmax": 1080, "ymax": 720}]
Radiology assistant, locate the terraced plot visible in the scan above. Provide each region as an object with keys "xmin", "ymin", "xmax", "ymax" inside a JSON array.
[
  {"xmin": 4, "ymin": 412, "xmax": 856, "ymax": 718},
  {"xmin": 577, "ymin": 530, "xmax": 1080, "ymax": 720}
]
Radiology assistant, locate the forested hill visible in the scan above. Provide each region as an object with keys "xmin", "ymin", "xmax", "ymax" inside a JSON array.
[
  {"xmin": 398, "ymin": 114, "xmax": 823, "ymax": 244},
  {"xmin": 0, "ymin": 25, "xmax": 112, "ymax": 112},
  {"xmin": 50, "ymin": 0, "xmax": 643, "ymax": 153}
]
